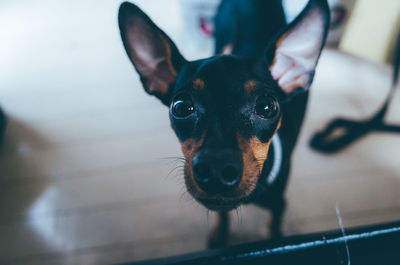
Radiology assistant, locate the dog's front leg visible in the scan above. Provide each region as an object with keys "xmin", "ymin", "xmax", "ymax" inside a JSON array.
[
  {"xmin": 208, "ymin": 211, "xmax": 229, "ymax": 248},
  {"xmin": 269, "ymin": 196, "xmax": 286, "ymax": 238},
  {"xmin": 256, "ymin": 196, "xmax": 286, "ymax": 238}
]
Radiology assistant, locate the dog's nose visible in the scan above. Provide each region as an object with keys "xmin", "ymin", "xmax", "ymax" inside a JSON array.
[
  {"xmin": 220, "ymin": 163, "xmax": 241, "ymax": 186},
  {"xmin": 192, "ymin": 150, "xmax": 242, "ymax": 194}
]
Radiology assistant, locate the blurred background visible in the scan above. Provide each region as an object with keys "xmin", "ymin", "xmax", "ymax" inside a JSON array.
[{"xmin": 0, "ymin": 0, "xmax": 399, "ymax": 264}]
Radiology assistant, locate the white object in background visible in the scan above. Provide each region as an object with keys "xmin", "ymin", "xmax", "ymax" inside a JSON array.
[
  {"xmin": 283, "ymin": 0, "xmax": 357, "ymax": 47},
  {"xmin": 179, "ymin": 0, "xmax": 221, "ymax": 58}
]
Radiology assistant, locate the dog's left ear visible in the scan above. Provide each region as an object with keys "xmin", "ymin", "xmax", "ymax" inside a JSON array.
[
  {"xmin": 118, "ymin": 2, "xmax": 187, "ymax": 105},
  {"xmin": 258, "ymin": 0, "xmax": 330, "ymax": 95}
]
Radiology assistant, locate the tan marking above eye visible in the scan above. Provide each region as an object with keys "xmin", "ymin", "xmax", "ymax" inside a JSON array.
[
  {"xmin": 244, "ymin": 80, "xmax": 257, "ymax": 93},
  {"xmin": 193, "ymin": 78, "xmax": 205, "ymax": 90},
  {"xmin": 222, "ymin": 44, "xmax": 233, "ymax": 55}
]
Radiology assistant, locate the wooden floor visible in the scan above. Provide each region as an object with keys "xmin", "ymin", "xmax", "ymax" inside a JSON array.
[{"xmin": 1, "ymin": 1, "xmax": 399, "ymax": 264}]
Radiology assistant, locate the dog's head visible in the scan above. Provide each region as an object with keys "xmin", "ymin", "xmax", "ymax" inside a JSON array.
[{"xmin": 118, "ymin": 0, "xmax": 329, "ymax": 211}]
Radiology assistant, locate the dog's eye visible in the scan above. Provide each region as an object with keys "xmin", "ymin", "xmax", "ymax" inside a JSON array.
[
  {"xmin": 172, "ymin": 94, "xmax": 194, "ymax": 118},
  {"xmin": 255, "ymin": 95, "xmax": 278, "ymax": 119}
]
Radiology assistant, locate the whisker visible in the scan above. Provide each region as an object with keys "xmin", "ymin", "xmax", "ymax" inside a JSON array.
[
  {"xmin": 206, "ymin": 209, "xmax": 210, "ymax": 228},
  {"xmin": 160, "ymin": 156, "xmax": 187, "ymax": 162},
  {"xmin": 238, "ymin": 205, "xmax": 243, "ymax": 225},
  {"xmin": 179, "ymin": 190, "xmax": 192, "ymax": 202},
  {"xmin": 165, "ymin": 165, "xmax": 185, "ymax": 180}
]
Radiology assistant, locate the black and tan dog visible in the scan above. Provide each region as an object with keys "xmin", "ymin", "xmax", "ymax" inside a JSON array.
[{"xmin": 118, "ymin": 0, "xmax": 330, "ymax": 247}]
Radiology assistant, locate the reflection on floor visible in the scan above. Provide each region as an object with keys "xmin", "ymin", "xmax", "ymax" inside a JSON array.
[{"xmin": 0, "ymin": 1, "xmax": 399, "ymax": 265}]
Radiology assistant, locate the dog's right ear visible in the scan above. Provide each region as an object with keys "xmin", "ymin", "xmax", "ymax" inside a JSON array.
[
  {"xmin": 118, "ymin": 2, "xmax": 187, "ymax": 105},
  {"xmin": 257, "ymin": 0, "xmax": 330, "ymax": 96}
]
